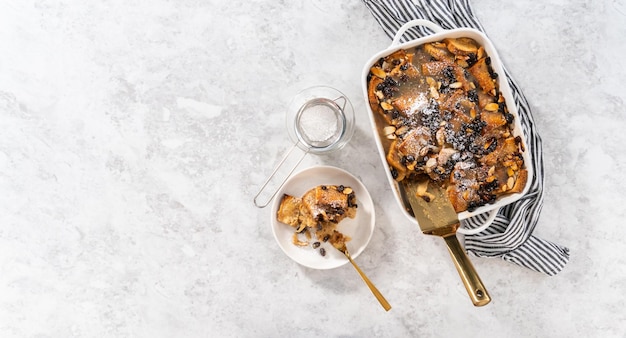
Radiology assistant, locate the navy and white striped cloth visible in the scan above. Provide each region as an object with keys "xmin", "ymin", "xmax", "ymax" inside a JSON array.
[{"xmin": 362, "ymin": 0, "xmax": 570, "ymax": 275}]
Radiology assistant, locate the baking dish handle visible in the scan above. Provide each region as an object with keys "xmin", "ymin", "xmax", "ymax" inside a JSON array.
[
  {"xmin": 391, "ymin": 19, "xmax": 444, "ymax": 46},
  {"xmin": 457, "ymin": 208, "xmax": 499, "ymax": 235}
]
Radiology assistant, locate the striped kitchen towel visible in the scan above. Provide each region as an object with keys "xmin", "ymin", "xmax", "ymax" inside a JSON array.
[{"xmin": 362, "ymin": 0, "xmax": 569, "ymax": 275}]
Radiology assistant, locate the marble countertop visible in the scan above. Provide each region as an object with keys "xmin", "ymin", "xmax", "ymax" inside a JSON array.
[{"xmin": 1, "ymin": 0, "xmax": 625, "ymax": 337}]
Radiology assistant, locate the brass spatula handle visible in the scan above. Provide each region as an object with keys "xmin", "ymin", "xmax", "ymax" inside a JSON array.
[{"xmin": 443, "ymin": 233, "xmax": 491, "ymax": 307}]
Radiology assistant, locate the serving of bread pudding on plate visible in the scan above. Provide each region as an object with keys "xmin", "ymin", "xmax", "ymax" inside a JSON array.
[{"xmin": 276, "ymin": 185, "xmax": 357, "ymax": 255}]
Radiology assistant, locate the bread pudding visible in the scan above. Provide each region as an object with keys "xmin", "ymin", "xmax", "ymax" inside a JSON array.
[
  {"xmin": 366, "ymin": 37, "xmax": 527, "ymax": 213},
  {"xmin": 276, "ymin": 185, "xmax": 357, "ymax": 255}
]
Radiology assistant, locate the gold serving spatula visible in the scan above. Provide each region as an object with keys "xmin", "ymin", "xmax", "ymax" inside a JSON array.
[{"xmin": 403, "ymin": 179, "xmax": 491, "ymax": 307}]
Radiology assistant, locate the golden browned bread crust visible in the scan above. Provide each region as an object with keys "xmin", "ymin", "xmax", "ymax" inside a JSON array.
[{"xmin": 276, "ymin": 194, "xmax": 302, "ymax": 227}]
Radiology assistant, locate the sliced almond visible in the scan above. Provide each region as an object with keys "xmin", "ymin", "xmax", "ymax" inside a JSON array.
[
  {"xmin": 383, "ymin": 125, "xmax": 396, "ymax": 136},
  {"xmin": 449, "ymin": 82, "xmax": 463, "ymax": 89},
  {"xmin": 342, "ymin": 187, "xmax": 353, "ymax": 195},
  {"xmin": 436, "ymin": 128, "xmax": 446, "ymax": 146},
  {"xmin": 416, "ymin": 180, "xmax": 428, "ymax": 196},
  {"xmin": 484, "ymin": 103, "xmax": 499, "ymax": 111},
  {"xmin": 429, "ymin": 86, "xmax": 439, "ymax": 99},
  {"xmin": 381, "ymin": 101, "xmax": 394, "ymax": 111},
  {"xmin": 371, "ymin": 67, "xmax": 387, "ymax": 79},
  {"xmin": 507, "ymin": 176, "xmax": 515, "ymax": 189},
  {"xmin": 507, "ymin": 167, "xmax": 514, "ymax": 177},
  {"xmin": 395, "ymin": 125, "xmax": 409, "ymax": 136},
  {"xmin": 375, "ymin": 90, "xmax": 385, "ymax": 100}
]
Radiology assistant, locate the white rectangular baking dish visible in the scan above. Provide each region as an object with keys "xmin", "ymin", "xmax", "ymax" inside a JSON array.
[{"xmin": 361, "ymin": 19, "xmax": 533, "ymax": 234}]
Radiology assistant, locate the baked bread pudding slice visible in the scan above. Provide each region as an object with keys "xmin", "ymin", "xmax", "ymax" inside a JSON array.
[{"xmin": 277, "ymin": 185, "xmax": 357, "ymax": 255}]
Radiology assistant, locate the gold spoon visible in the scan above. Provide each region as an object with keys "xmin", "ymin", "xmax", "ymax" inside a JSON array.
[{"xmin": 335, "ymin": 243, "xmax": 391, "ymax": 311}]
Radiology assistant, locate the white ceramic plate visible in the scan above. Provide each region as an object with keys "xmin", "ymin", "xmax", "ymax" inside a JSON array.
[{"xmin": 270, "ymin": 165, "xmax": 375, "ymax": 269}]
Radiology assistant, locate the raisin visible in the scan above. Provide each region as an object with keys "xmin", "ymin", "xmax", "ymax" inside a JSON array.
[
  {"xmin": 319, "ymin": 248, "xmax": 326, "ymax": 256},
  {"xmin": 323, "ymin": 234, "xmax": 330, "ymax": 242},
  {"xmin": 505, "ymin": 113, "xmax": 514, "ymax": 124},
  {"xmin": 443, "ymin": 66, "xmax": 456, "ymax": 82},
  {"xmin": 483, "ymin": 179, "xmax": 499, "ymax": 192},
  {"xmin": 391, "ymin": 168, "xmax": 398, "ymax": 179},
  {"xmin": 400, "ymin": 63, "xmax": 409, "ymax": 71},
  {"xmin": 467, "ymin": 89, "xmax": 478, "ymax": 103},
  {"xmin": 312, "ymin": 242, "xmax": 321, "ymax": 249},
  {"xmin": 321, "ymin": 185, "xmax": 327, "ymax": 190},
  {"xmin": 337, "ymin": 185, "xmax": 344, "ymax": 192},
  {"xmin": 467, "ymin": 53, "xmax": 478, "ymax": 67},
  {"xmin": 484, "ymin": 138, "xmax": 497, "ymax": 154},
  {"xmin": 383, "ymin": 86, "xmax": 395, "ymax": 98},
  {"xmin": 467, "ymin": 200, "xmax": 482, "ymax": 212}
]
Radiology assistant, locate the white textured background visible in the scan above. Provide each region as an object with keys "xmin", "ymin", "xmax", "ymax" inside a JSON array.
[{"xmin": 1, "ymin": 0, "xmax": 624, "ymax": 337}]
